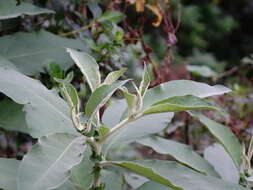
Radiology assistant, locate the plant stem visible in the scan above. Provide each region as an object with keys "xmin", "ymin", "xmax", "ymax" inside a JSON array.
[{"xmin": 98, "ymin": 113, "xmax": 143, "ymax": 144}]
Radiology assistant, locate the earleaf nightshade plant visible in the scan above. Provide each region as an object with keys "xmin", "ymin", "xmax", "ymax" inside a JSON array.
[{"xmin": 0, "ymin": 48, "xmax": 251, "ymax": 190}]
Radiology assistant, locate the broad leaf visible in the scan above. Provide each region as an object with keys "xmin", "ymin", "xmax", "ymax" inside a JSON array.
[
  {"xmin": 136, "ymin": 181, "xmax": 171, "ymax": 190},
  {"xmin": 0, "ymin": 99, "xmax": 28, "ymax": 134},
  {"xmin": 0, "ymin": 0, "xmax": 54, "ymax": 20},
  {"xmin": 137, "ymin": 136, "xmax": 220, "ymax": 177},
  {"xmin": 85, "ymin": 80, "xmax": 129, "ymax": 118},
  {"xmin": 67, "ymin": 48, "xmax": 100, "ymax": 92},
  {"xmin": 102, "ymin": 99, "xmax": 174, "ymax": 151},
  {"xmin": 143, "ymin": 95, "xmax": 221, "ymax": 115},
  {"xmin": 104, "ymin": 68, "xmax": 127, "ymax": 85},
  {"xmin": 97, "ymin": 10, "xmax": 125, "ymax": 23},
  {"xmin": 112, "ymin": 160, "xmax": 248, "ymax": 190},
  {"xmin": 102, "ymin": 170, "xmax": 124, "ymax": 190},
  {"xmin": 0, "ymin": 158, "xmax": 20, "ymax": 190},
  {"xmin": 190, "ymin": 112, "xmax": 242, "ymax": 168},
  {"xmin": 0, "ymin": 67, "xmax": 76, "ymax": 138},
  {"xmin": 204, "ymin": 143, "xmax": 240, "ymax": 183},
  {"xmin": 18, "ymin": 133, "xmax": 86, "ymax": 190},
  {"xmin": 0, "ymin": 30, "xmax": 87, "ymax": 75},
  {"xmin": 0, "ymin": 56, "xmax": 17, "ymax": 70},
  {"xmin": 143, "ymin": 80, "xmax": 231, "ymax": 109}
]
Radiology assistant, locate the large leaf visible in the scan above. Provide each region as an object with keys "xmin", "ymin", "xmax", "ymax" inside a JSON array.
[
  {"xmin": 111, "ymin": 160, "xmax": 248, "ymax": 190},
  {"xmin": 0, "ymin": 30, "xmax": 87, "ymax": 75},
  {"xmin": 0, "ymin": 158, "xmax": 20, "ymax": 190},
  {"xmin": 102, "ymin": 99, "xmax": 174, "ymax": 151},
  {"xmin": 0, "ymin": 99, "xmax": 28, "ymax": 134},
  {"xmin": 67, "ymin": 48, "xmax": 101, "ymax": 92},
  {"xmin": 204, "ymin": 143, "xmax": 240, "ymax": 183},
  {"xmin": 0, "ymin": 67, "xmax": 76, "ymax": 138},
  {"xmin": 143, "ymin": 80, "xmax": 231, "ymax": 109},
  {"xmin": 102, "ymin": 170, "xmax": 124, "ymax": 190},
  {"xmin": 85, "ymin": 80, "xmax": 129, "ymax": 118},
  {"xmin": 190, "ymin": 112, "xmax": 242, "ymax": 168},
  {"xmin": 0, "ymin": 56, "xmax": 17, "ymax": 70},
  {"xmin": 137, "ymin": 136, "xmax": 220, "ymax": 177},
  {"xmin": 143, "ymin": 95, "xmax": 221, "ymax": 115},
  {"xmin": 18, "ymin": 133, "xmax": 86, "ymax": 190},
  {"xmin": 136, "ymin": 181, "xmax": 171, "ymax": 190},
  {"xmin": 0, "ymin": 0, "xmax": 54, "ymax": 20}
]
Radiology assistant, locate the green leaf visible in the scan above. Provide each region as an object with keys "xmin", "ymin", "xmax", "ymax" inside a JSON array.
[
  {"xmin": 189, "ymin": 112, "xmax": 242, "ymax": 168},
  {"xmin": 60, "ymin": 83, "xmax": 80, "ymax": 112},
  {"xmin": 0, "ymin": 56, "xmax": 17, "ymax": 70},
  {"xmin": 0, "ymin": 158, "xmax": 20, "ymax": 190},
  {"xmin": 48, "ymin": 63, "xmax": 64, "ymax": 79},
  {"xmin": 85, "ymin": 80, "xmax": 129, "ymax": 118},
  {"xmin": 143, "ymin": 95, "xmax": 222, "ymax": 115},
  {"xmin": 136, "ymin": 181, "xmax": 171, "ymax": 190},
  {"xmin": 104, "ymin": 68, "xmax": 127, "ymax": 85},
  {"xmin": 187, "ymin": 65, "xmax": 217, "ymax": 78},
  {"xmin": 0, "ymin": 0, "xmax": 54, "ymax": 20},
  {"xmin": 0, "ymin": 99, "xmax": 28, "ymax": 134},
  {"xmin": 18, "ymin": 133, "xmax": 86, "ymax": 190},
  {"xmin": 97, "ymin": 10, "xmax": 125, "ymax": 23},
  {"xmin": 0, "ymin": 67, "xmax": 77, "ymax": 138},
  {"xmin": 102, "ymin": 99, "xmax": 174, "ymax": 151},
  {"xmin": 0, "ymin": 30, "xmax": 87, "ymax": 75},
  {"xmin": 137, "ymin": 136, "xmax": 220, "ymax": 177},
  {"xmin": 111, "ymin": 160, "xmax": 248, "ymax": 190},
  {"xmin": 101, "ymin": 170, "xmax": 123, "ymax": 190},
  {"xmin": 121, "ymin": 89, "xmax": 138, "ymax": 116},
  {"xmin": 139, "ymin": 65, "xmax": 150, "ymax": 97},
  {"xmin": 67, "ymin": 48, "xmax": 101, "ymax": 92},
  {"xmin": 204, "ymin": 143, "xmax": 240, "ymax": 183},
  {"xmin": 143, "ymin": 80, "xmax": 231, "ymax": 110}
]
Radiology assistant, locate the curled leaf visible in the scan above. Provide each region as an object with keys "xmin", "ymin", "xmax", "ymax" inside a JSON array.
[{"xmin": 146, "ymin": 2, "xmax": 163, "ymax": 27}]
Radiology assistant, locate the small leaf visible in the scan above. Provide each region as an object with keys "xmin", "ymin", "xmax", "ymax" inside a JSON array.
[
  {"xmin": 85, "ymin": 80, "xmax": 129, "ymax": 119},
  {"xmin": 67, "ymin": 48, "xmax": 101, "ymax": 92},
  {"xmin": 60, "ymin": 83, "xmax": 80, "ymax": 112},
  {"xmin": 54, "ymin": 72, "xmax": 74, "ymax": 84},
  {"xmin": 146, "ymin": 2, "xmax": 163, "ymax": 27},
  {"xmin": 111, "ymin": 160, "xmax": 248, "ymax": 190},
  {"xmin": 121, "ymin": 89, "xmax": 138, "ymax": 116},
  {"xmin": 189, "ymin": 112, "xmax": 242, "ymax": 168},
  {"xmin": 48, "ymin": 63, "xmax": 64, "ymax": 79},
  {"xmin": 143, "ymin": 95, "xmax": 222, "ymax": 115},
  {"xmin": 143, "ymin": 80, "xmax": 231, "ymax": 110},
  {"xmin": 0, "ymin": 0, "xmax": 54, "ymax": 20},
  {"xmin": 104, "ymin": 68, "xmax": 127, "ymax": 85},
  {"xmin": 139, "ymin": 65, "xmax": 150, "ymax": 97},
  {"xmin": 97, "ymin": 10, "xmax": 125, "ymax": 23},
  {"xmin": 18, "ymin": 133, "xmax": 86, "ymax": 190},
  {"xmin": 204, "ymin": 143, "xmax": 240, "ymax": 183},
  {"xmin": 0, "ymin": 158, "xmax": 20, "ymax": 190},
  {"xmin": 137, "ymin": 136, "xmax": 220, "ymax": 177}
]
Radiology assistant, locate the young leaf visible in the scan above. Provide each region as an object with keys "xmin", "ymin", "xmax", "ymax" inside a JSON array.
[
  {"xmin": 204, "ymin": 143, "xmax": 240, "ymax": 183},
  {"xmin": 143, "ymin": 80, "xmax": 231, "ymax": 110},
  {"xmin": 0, "ymin": 99, "xmax": 29, "ymax": 134},
  {"xmin": 111, "ymin": 160, "xmax": 248, "ymax": 190},
  {"xmin": 137, "ymin": 136, "xmax": 220, "ymax": 177},
  {"xmin": 104, "ymin": 68, "xmax": 127, "ymax": 85},
  {"xmin": 0, "ymin": 30, "xmax": 87, "ymax": 75},
  {"xmin": 139, "ymin": 65, "xmax": 150, "ymax": 97},
  {"xmin": 85, "ymin": 80, "xmax": 129, "ymax": 118},
  {"xmin": 0, "ymin": 67, "xmax": 77, "ymax": 138},
  {"xmin": 189, "ymin": 112, "xmax": 242, "ymax": 168},
  {"xmin": 18, "ymin": 133, "xmax": 86, "ymax": 190},
  {"xmin": 143, "ymin": 95, "xmax": 222, "ymax": 115},
  {"xmin": 0, "ymin": 0, "xmax": 54, "ymax": 20},
  {"xmin": 121, "ymin": 89, "xmax": 138, "ymax": 116},
  {"xmin": 97, "ymin": 10, "xmax": 125, "ymax": 23},
  {"xmin": 0, "ymin": 158, "xmax": 20, "ymax": 190},
  {"xmin": 67, "ymin": 48, "xmax": 101, "ymax": 92},
  {"xmin": 60, "ymin": 83, "xmax": 80, "ymax": 112}
]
